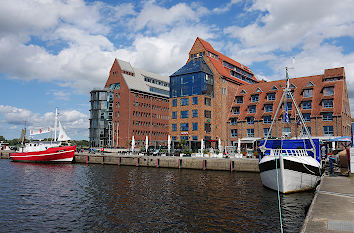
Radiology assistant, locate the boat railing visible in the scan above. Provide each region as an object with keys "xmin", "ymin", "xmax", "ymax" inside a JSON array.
[{"xmin": 270, "ymin": 148, "xmax": 312, "ymax": 157}]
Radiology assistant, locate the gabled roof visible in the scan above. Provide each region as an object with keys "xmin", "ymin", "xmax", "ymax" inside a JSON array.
[
  {"xmin": 170, "ymin": 57, "xmax": 213, "ymax": 77},
  {"xmin": 193, "ymin": 37, "xmax": 258, "ymax": 84},
  {"xmin": 111, "ymin": 58, "xmax": 169, "ymax": 97}
]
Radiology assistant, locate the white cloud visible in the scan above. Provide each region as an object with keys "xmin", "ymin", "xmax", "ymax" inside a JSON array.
[
  {"xmin": 212, "ymin": 0, "xmax": 241, "ymax": 14},
  {"xmin": 0, "ymin": 105, "xmax": 88, "ymax": 139},
  {"xmin": 132, "ymin": 1, "xmax": 200, "ymax": 32}
]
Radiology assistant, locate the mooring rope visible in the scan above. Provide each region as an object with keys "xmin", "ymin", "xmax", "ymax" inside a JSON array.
[{"xmin": 275, "ymin": 156, "xmax": 284, "ymax": 233}]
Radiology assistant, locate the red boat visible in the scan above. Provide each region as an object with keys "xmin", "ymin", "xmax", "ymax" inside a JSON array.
[
  {"xmin": 10, "ymin": 108, "xmax": 76, "ymax": 163},
  {"xmin": 10, "ymin": 145, "xmax": 76, "ymax": 163}
]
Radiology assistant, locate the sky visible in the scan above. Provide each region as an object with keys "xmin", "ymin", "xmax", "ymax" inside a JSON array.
[{"xmin": 1, "ymin": 0, "xmax": 354, "ymax": 140}]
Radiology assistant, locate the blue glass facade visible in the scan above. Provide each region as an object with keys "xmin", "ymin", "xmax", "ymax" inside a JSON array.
[{"xmin": 170, "ymin": 57, "xmax": 214, "ymax": 98}]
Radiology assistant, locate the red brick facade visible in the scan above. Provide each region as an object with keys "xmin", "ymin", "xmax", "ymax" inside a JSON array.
[
  {"xmin": 228, "ymin": 67, "xmax": 352, "ymax": 144},
  {"xmin": 105, "ymin": 59, "xmax": 169, "ymax": 148}
]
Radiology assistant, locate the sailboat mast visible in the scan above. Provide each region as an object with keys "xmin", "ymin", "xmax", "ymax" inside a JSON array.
[{"xmin": 54, "ymin": 108, "xmax": 58, "ymax": 141}]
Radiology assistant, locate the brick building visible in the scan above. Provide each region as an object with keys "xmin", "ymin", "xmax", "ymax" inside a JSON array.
[
  {"xmin": 228, "ymin": 67, "xmax": 352, "ymax": 148},
  {"xmin": 169, "ymin": 37, "xmax": 259, "ymax": 149},
  {"xmin": 89, "ymin": 58, "xmax": 170, "ymax": 148}
]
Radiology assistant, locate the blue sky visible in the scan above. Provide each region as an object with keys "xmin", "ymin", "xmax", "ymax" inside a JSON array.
[{"xmin": 1, "ymin": 0, "xmax": 354, "ymax": 140}]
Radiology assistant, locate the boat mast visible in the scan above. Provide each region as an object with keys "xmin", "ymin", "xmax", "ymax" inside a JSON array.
[
  {"xmin": 260, "ymin": 67, "xmax": 316, "ymax": 152},
  {"xmin": 54, "ymin": 108, "xmax": 58, "ymax": 141}
]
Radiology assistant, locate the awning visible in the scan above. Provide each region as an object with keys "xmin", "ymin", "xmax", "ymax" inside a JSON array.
[
  {"xmin": 240, "ymin": 137, "xmax": 261, "ymax": 143},
  {"xmin": 327, "ymin": 136, "xmax": 351, "ymax": 142}
]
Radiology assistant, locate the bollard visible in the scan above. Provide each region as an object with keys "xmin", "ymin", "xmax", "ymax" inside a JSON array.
[
  {"xmin": 203, "ymin": 159, "xmax": 207, "ymax": 170},
  {"xmin": 230, "ymin": 161, "xmax": 235, "ymax": 172},
  {"xmin": 86, "ymin": 156, "xmax": 89, "ymax": 164},
  {"xmin": 136, "ymin": 158, "xmax": 139, "ymax": 167},
  {"xmin": 179, "ymin": 159, "xmax": 182, "ymax": 169},
  {"xmin": 156, "ymin": 158, "xmax": 159, "ymax": 168}
]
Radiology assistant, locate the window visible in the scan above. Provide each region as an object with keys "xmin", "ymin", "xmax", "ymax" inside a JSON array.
[
  {"xmin": 172, "ymin": 124, "xmax": 177, "ymax": 131},
  {"xmin": 303, "ymin": 113, "xmax": 311, "ymax": 122},
  {"xmin": 324, "ymin": 87, "xmax": 334, "ymax": 96},
  {"xmin": 286, "ymin": 102, "xmax": 292, "ymax": 110},
  {"xmin": 323, "ymin": 112, "xmax": 333, "ymax": 121},
  {"xmin": 172, "ymin": 111, "xmax": 177, "ymax": 119},
  {"xmin": 181, "ymin": 110, "xmax": 189, "ymax": 118},
  {"xmin": 248, "ymin": 105, "xmax": 256, "ymax": 113},
  {"xmin": 302, "ymin": 101, "xmax": 312, "ymax": 109},
  {"xmin": 230, "ymin": 118, "xmax": 237, "ymax": 125},
  {"xmin": 172, "ymin": 136, "xmax": 177, "ymax": 141},
  {"xmin": 323, "ymin": 99, "xmax": 333, "ymax": 108},
  {"xmin": 236, "ymin": 96, "xmax": 243, "ymax": 103},
  {"xmin": 267, "ymin": 93, "xmax": 276, "ymax": 101},
  {"xmin": 263, "ymin": 128, "xmax": 270, "ymax": 137},
  {"xmin": 323, "ymin": 126, "xmax": 334, "ymax": 136},
  {"xmin": 247, "ymin": 129, "xmax": 255, "ymax": 137},
  {"xmin": 264, "ymin": 104, "xmax": 273, "ymax": 112},
  {"xmin": 172, "ymin": 99, "xmax": 177, "ymax": 107},
  {"xmin": 181, "ymin": 98, "xmax": 189, "ymax": 106},
  {"xmin": 301, "ymin": 127, "xmax": 311, "ymax": 136},
  {"xmin": 222, "ymin": 87, "xmax": 227, "ymax": 95},
  {"xmin": 192, "ymin": 109, "xmax": 198, "ymax": 118},
  {"xmin": 192, "ymin": 136, "xmax": 198, "ymax": 140},
  {"xmin": 303, "ymin": 89, "xmax": 313, "ymax": 97},
  {"xmin": 181, "ymin": 123, "xmax": 189, "ymax": 131},
  {"xmin": 181, "ymin": 136, "xmax": 189, "ymax": 140},
  {"xmin": 192, "ymin": 96, "xmax": 198, "ymax": 105},
  {"xmin": 231, "ymin": 129, "xmax": 238, "ymax": 138},
  {"xmin": 251, "ymin": 94, "xmax": 259, "ymax": 103},
  {"xmin": 204, "ymin": 110, "xmax": 211, "ymax": 118},
  {"xmin": 204, "ymin": 97, "xmax": 211, "ymax": 106},
  {"xmin": 247, "ymin": 117, "xmax": 254, "ymax": 125},
  {"xmin": 205, "ymin": 123, "xmax": 211, "ymax": 133},
  {"xmin": 263, "ymin": 115, "xmax": 272, "ymax": 124},
  {"xmin": 232, "ymin": 107, "xmax": 239, "ymax": 114},
  {"xmin": 282, "ymin": 127, "xmax": 291, "ymax": 137},
  {"xmin": 192, "ymin": 122, "xmax": 198, "ymax": 131}
]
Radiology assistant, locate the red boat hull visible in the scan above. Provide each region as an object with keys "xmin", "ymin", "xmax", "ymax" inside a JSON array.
[{"xmin": 10, "ymin": 145, "xmax": 76, "ymax": 163}]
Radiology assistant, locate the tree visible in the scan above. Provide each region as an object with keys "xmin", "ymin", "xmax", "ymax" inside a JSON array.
[{"xmin": 0, "ymin": 135, "xmax": 6, "ymax": 142}]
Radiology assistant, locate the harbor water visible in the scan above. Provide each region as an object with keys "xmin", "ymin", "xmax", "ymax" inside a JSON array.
[{"xmin": 0, "ymin": 160, "xmax": 313, "ymax": 232}]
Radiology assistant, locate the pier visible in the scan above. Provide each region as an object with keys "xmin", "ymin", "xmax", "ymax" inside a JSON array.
[
  {"xmin": 301, "ymin": 175, "xmax": 354, "ymax": 233},
  {"xmin": 74, "ymin": 153, "xmax": 260, "ymax": 172}
]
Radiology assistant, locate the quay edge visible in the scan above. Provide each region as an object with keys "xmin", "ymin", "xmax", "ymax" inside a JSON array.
[{"xmin": 74, "ymin": 153, "xmax": 260, "ymax": 172}]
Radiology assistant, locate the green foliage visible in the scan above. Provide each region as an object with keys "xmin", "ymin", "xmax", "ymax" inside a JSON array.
[
  {"xmin": 71, "ymin": 140, "xmax": 90, "ymax": 147},
  {"xmin": 0, "ymin": 135, "xmax": 6, "ymax": 142}
]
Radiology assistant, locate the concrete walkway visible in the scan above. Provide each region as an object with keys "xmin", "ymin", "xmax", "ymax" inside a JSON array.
[{"xmin": 301, "ymin": 175, "xmax": 354, "ymax": 233}]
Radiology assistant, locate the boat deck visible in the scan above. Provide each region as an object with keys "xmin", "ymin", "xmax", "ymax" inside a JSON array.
[{"xmin": 301, "ymin": 175, "xmax": 354, "ymax": 233}]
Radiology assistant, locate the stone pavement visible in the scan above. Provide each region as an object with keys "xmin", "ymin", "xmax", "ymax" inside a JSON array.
[{"xmin": 301, "ymin": 175, "xmax": 354, "ymax": 233}]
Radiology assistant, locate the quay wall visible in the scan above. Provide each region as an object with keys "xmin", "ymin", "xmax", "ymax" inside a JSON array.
[
  {"xmin": 75, "ymin": 153, "xmax": 260, "ymax": 172},
  {"xmin": 1, "ymin": 151, "xmax": 259, "ymax": 172}
]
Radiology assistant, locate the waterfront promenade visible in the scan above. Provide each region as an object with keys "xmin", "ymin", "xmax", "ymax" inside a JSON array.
[{"xmin": 301, "ymin": 175, "xmax": 354, "ymax": 233}]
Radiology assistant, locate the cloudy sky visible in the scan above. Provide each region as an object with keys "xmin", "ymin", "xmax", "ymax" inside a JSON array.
[{"xmin": 1, "ymin": 0, "xmax": 354, "ymax": 140}]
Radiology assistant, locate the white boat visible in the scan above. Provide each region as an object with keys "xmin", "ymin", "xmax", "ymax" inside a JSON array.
[{"xmin": 259, "ymin": 68, "xmax": 322, "ymax": 193}]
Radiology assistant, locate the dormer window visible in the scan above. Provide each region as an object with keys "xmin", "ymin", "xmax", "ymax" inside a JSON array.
[
  {"xmin": 236, "ymin": 96, "xmax": 243, "ymax": 104},
  {"xmin": 323, "ymin": 86, "xmax": 334, "ymax": 96},
  {"xmin": 256, "ymin": 87, "xmax": 262, "ymax": 93},
  {"xmin": 267, "ymin": 93, "xmax": 276, "ymax": 101},
  {"xmin": 303, "ymin": 89, "xmax": 313, "ymax": 98},
  {"xmin": 306, "ymin": 81, "xmax": 314, "ymax": 87},
  {"xmin": 240, "ymin": 89, "xmax": 247, "ymax": 94},
  {"xmin": 271, "ymin": 86, "xmax": 278, "ymax": 91},
  {"xmin": 251, "ymin": 94, "xmax": 259, "ymax": 103}
]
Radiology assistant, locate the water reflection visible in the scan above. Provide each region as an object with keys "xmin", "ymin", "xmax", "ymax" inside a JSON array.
[{"xmin": 0, "ymin": 160, "xmax": 312, "ymax": 232}]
